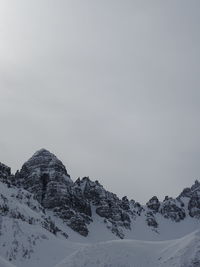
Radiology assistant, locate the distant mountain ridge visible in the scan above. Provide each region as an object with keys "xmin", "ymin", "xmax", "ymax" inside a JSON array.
[{"xmin": 0, "ymin": 148, "xmax": 200, "ymax": 266}]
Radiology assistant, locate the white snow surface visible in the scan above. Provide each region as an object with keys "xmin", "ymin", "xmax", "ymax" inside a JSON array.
[
  {"xmin": 56, "ymin": 230, "xmax": 200, "ymax": 267},
  {"xmin": 1, "ymin": 228, "xmax": 200, "ymax": 267},
  {"xmin": 0, "ymin": 256, "xmax": 16, "ymax": 267}
]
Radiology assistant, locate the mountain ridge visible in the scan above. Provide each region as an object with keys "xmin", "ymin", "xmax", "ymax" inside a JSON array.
[
  {"xmin": 1, "ymin": 148, "xmax": 200, "ymax": 266},
  {"xmin": 1, "ymin": 148, "xmax": 200, "ymax": 238}
]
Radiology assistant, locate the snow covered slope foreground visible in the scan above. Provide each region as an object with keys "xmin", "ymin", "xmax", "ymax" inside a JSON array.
[
  {"xmin": 56, "ymin": 230, "xmax": 200, "ymax": 267},
  {"xmin": 1, "ymin": 148, "xmax": 200, "ymax": 266},
  {"xmin": 0, "ymin": 256, "xmax": 16, "ymax": 267}
]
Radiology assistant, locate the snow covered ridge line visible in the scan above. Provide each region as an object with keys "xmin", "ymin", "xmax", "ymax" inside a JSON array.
[{"xmin": 1, "ymin": 148, "xmax": 200, "ymax": 240}]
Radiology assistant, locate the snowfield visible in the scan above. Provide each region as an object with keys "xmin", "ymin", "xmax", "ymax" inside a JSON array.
[
  {"xmin": 1, "ymin": 229, "xmax": 200, "ymax": 267},
  {"xmin": 1, "ymin": 223, "xmax": 200, "ymax": 267},
  {"xmin": 56, "ymin": 230, "xmax": 200, "ymax": 267},
  {"xmin": 0, "ymin": 256, "xmax": 16, "ymax": 267}
]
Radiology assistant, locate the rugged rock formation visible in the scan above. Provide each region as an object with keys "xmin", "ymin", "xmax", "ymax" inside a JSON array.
[
  {"xmin": 1, "ymin": 148, "xmax": 200, "ymax": 240},
  {"xmin": 15, "ymin": 149, "xmax": 91, "ymax": 236},
  {"xmin": 0, "ymin": 162, "xmax": 12, "ymax": 184},
  {"xmin": 73, "ymin": 176, "xmax": 132, "ymax": 238},
  {"xmin": 159, "ymin": 197, "xmax": 186, "ymax": 222},
  {"xmin": 16, "ymin": 149, "xmax": 72, "ymax": 204},
  {"xmin": 14, "ymin": 150, "xmax": 134, "ymax": 238},
  {"xmin": 178, "ymin": 180, "xmax": 200, "ymax": 218},
  {"xmin": 146, "ymin": 196, "xmax": 160, "ymax": 213}
]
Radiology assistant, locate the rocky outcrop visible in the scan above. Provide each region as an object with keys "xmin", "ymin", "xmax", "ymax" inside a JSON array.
[
  {"xmin": 0, "ymin": 162, "xmax": 11, "ymax": 177},
  {"xmin": 178, "ymin": 180, "xmax": 200, "ymax": 199},
  {"xmin": 188, "ymin": 195, "xmax": 200, "ymax": 218},
  {"xmin": 178, "ymin": 180, "xmax": 200, "ymax": 219},
  {"xmin": 160, "ymin": 197, "xmax": 186, "ymax": 222},
  {"xmin": 0, "ymin": 162, "xmax": 12, "ymax": 184},
  {"xmin": 73, "ymin": 176, "xmax": 132, "ymax": 238},
  {"xmin": 146, "ymin": 196, "xmax": 160, "ymax": 212},
  {"xmin": 145, "ymin": 211, "xmax": 158, "ymax": 228}
]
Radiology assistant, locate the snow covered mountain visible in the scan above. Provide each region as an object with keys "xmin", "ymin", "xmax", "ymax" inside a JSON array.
[{"xmin": 0, "ymin": 149, "xmax": 200, "ymax": 267}]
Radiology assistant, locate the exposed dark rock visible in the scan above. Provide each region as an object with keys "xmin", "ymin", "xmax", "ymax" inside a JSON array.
[
  {"xmin": 121, "ymin": 196, "xmax": 130, "ymax": 211},
  {"xmin": 178, "ymin": 180, "xmax": 200, "ymax": 199},
  {"xmin": 146, "ymin": 211, "xmax": 158, "ymax": 228},
  {"xmin": 0, "ymin": 162, "xmax": 11, "ymax": 178},
  {"xmin": 146, "ymin": 196, "xmax": 160, "ymax": 213},
  {"xmin": 16, "ymin": 149, "xmax": 72, "ymax": 204},
  {"xmin": 67, "ymin": 215, "xmax": 89, "ymax": 237},
  {"xmin": 160, "ymin": 198, "xmax": 186, "ymax": 222},
  {"xmin": 0, "ymin": 162, "xmax": 13, "ymax": 185},
  {"xmin": 177, "ymin": 180, "xmax": 200, "ymax": 219},
  {"xmin": 74, "ymin": 176, "xmax": 132, "ymax": 235},
  {"xmin": 188, "ymin": 195, "xmax": 200, "ymax": 218},
  {"xmin": 96, "ymin": 205, "xmax": 110, "ymax": 219}
]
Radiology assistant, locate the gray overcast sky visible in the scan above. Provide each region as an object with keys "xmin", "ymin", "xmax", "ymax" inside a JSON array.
[{"xmin": 0, "ymin": 0, "xmax": 200, "ymax": 203}]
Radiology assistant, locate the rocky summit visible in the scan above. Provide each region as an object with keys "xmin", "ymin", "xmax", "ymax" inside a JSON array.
[{"xmin": 0, "ymin": 149, "xmax": 200, "ymax": 266}]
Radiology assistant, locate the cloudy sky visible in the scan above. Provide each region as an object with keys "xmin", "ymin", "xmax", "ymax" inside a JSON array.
[{"xmin": 0, "ymin": 0, "xmax": 200, "ymax": 203}]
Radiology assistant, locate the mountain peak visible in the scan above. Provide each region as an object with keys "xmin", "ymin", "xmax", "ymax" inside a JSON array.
[
  {"xmin": 27, "ymin": 148, "xmax": 66, "ymax": 169},
  {"xmin": 32, "ymin": 148, "xmax": 55, "ymax": 158},
  {"xmin": 17, "ymin": 148, "xmax": 72, "ymax": 205}
]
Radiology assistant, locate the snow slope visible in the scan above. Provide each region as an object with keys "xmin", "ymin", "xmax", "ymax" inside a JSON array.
[
  {"xmin": 56, "ymin": 230, "xmax": 200, "ymax": 267},
  {"xmin": 0, "ymin": 256, "xmax": 16, "ymax": 267}
]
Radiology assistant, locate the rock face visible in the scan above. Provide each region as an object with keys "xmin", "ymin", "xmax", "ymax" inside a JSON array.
[
  {"xmin": 16, "ymin": 149, "xmax": 91, "ymax": 236},
  {"xmin": 178, "ymin": 180, "xmax": 200, "ymax": 219},
  {"xmin": 146, "ymin": 196, "xmax": 160, "ymax": 212},
  {"xmin": 160, "ymin": 197, "xmax": 186, "ymax": 222},
  {"xmin": 13, "ymin": 150, "xmax": 135, "ymax": 238},
  {"xmin": 1, "ymin": 148, "xmax": 200, "ymax": 240},
  {"xmin": 0, "ymin": 162, "xmax": 11, "ymax": 183},
  {"xmin": 16, "ymin": 149, "xmax": 72, "ymax": 205},
  {"xmin": 74, "ymin": 177, "xmax": 132, "ymax": 239}
]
